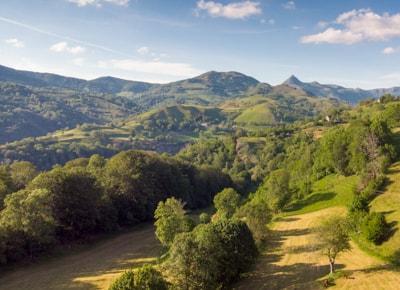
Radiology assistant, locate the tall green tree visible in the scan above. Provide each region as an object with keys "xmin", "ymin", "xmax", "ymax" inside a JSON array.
[
  {"xmin": 213, "ymin": 188, "xmax": 241, "ymax": 220},
  {"xmin": 154, "ymin": 197, "xmax": 193, "ymax": 247},
  {"xmin": 260, "ymin": 169, "xmax": 291, "ymax": 212}
]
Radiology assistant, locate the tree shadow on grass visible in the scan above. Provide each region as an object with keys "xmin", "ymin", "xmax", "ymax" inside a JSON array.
[
  {"xmin": 234, "ymin": 226, "xmax": 340, "ymax": 290},
  {"xmin": 286, "ymin": 192, "xmax": 336, "ymax": 212}
]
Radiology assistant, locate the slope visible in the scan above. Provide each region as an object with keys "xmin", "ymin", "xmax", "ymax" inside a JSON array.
[
  {"xmin": 234, "ymin": 175, "xmax": 400, "ymax": 290},
  {"xmin": 0, "ymin": 225, "xmax": 160, "ymax": 290}
]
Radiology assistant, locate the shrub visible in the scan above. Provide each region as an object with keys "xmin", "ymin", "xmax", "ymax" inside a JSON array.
[
  {"xmin": 134, "ymin": 265, "xmax": 168, "ymax": 290},
  {"xmin": 199, "ymin": 212, "xmax": 211, "ymax": 224},
  {"xmin": 109, "ymin": 270, "xmax": 135, "ymax": 290},
  {"xmin": 349, "ymin": 194, "xmax": 369, "ymax": 213},
  {"xmin": 362, "ymin": 212, "xmax": 390, "ymax": 244},
  {"xmin": 108, "ymin": 266, "xmax": 167, "ymax": 290}
]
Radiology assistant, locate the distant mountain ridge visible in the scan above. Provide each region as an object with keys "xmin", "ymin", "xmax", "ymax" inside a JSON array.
[
  {"xmin": 283, "ymin": 75, "xmax": 400, "ymax": 104},
  {"xmin": 1, "ymin": 64, "xmax": 399, "ymax": 105}
]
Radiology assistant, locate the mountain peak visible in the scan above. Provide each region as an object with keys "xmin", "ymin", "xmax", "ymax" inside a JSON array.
[{"xmin": 283, "ymin": 75, "xmax": 303, "ymax": 86}]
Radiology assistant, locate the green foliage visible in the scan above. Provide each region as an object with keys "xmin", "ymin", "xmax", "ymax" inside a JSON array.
[
  {"xmin": 154, "ymin": 197, "xmax": 193, "ymax": 247},
  {"xmin": 0, "ymin": 188, "xmax": 55, "ymax": 263},
  {"xmin": 102, "ymin": 150, "xmax": 230, "ymax": 225},
  {"xmin": 316, "ymin": 216, "xmax": 350, "ymax": 273},
  {"xmin": 199, "ymin": 212, "xmax": 211, "ymax": 224},
  {"xmin": 30, "ymin": 167, "xmax": 103, "ymax": 239},
  {"xmin": 259, "ymin": 169, "xmax": 291, "ymax": 212},
  {"xmin": 133, "ymin": 265, "xmax": 168, "ymax": 290},
  {"xmin": 361, "ymin": 212, "xmax": 390, "ymax": 245},
  {"xmin": 109, "ymin": 270, "xmax": 135, "ymax": 290},
  {"xmin": 349, "ymin": 194, "xmax": 369, "ymax": 213},
  {"xmin": 166, "ymin": 219, "xmax": 257, "ymax": 289},
  {"xmin": 237, "ymin": 198, "xmax": 272, "ymax": 244},
  {"xmin": 213, "ymin": 188, "xmax": 241, "ymax": 220},
  {"xmin": 0, "ymin": 148, "xmax": 230, "ymax": 266},
  {"xmin": 10, "ymin": 161, "xmax": 38, "ymax": 190}
]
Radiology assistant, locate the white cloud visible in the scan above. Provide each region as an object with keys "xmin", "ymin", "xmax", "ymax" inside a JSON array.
[
  {"xmin": 302, "ymin": 28, "xmax": 362, "ymax": 44},
  {"xmin": 68, "ymin": 0, "xmax": 129, "ymax": 7},
  {"xmin": 5, "ymin": 38, "xmax": 24, "ymax": 48},
  {"xmin": 50, "ymin": 42, "xmax": 86, "ymax": 54},
  {"xmin": 302, "ymin": 9, "xmax": 400, "ymax": 45},
  {"xmin": 137, "ymin": 46, "xmax": 150, "ymax": 55},
  {"xmin": 98, "ymin": 59, "xmax": 202, "ymax": 77},
  {"xmin": 282, "ymin": 1, "xmax": 295, "ymax": 10},
  {"xmin": 196, "ymin": 0, "xmax": 262, "ymax": 20},
  {"xmin": 382, "ymin": 46, "xmax": 400, "ymax": 55},
  {"xmin": 382, "ymin": 47, "xmax": 396, "ymax": 55}
]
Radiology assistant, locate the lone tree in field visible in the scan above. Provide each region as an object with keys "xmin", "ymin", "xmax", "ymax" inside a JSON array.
[{"xmin": 316, "ymin": 216, "xmax": 350, "ymax": 274}]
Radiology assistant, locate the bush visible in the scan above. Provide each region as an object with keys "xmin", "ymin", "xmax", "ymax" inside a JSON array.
[
  {"xmin": 109, "ymin": 270, "xmax": 135, "ymax": 290},
  {"xmin": 108, "ymin": 266, "xmax": 167, "ymax": 290},
  {"xmin": 134, "ymin": 265, "xmax": 168, "ymax": 290},
  {"xmin": 362, "ymin": 212, "xmax": 390, "ymax": 244},
  {"xmin": 349, "ymin": 194, "xmax": 369, "ymax": 213},
  {"xmin": 199, "ymin": 212, "xmax": 211, "ymax": 224}
]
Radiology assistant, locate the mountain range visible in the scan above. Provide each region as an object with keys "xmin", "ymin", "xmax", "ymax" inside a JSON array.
[
  {"xmin": 1, "ymin": 64, "xmax": 398, "ymax": 105},
  {"xmin": 0, "ymin": 63, "xmax": 398, "ymax": 145}
]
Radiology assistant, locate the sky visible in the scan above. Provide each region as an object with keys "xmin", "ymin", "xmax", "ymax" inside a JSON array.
[{"xmin": 0, "ymin": 0, "xmax": 400, "ymax": 89}]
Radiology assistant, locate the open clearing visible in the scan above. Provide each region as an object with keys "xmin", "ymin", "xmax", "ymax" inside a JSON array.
[
  {"xmin": 0, "ymin": 225, "xmax": 160, "ymax": 290},
  {"xmin": 235, "ymin": 207, "xmax": 400, "ymax": 290}
]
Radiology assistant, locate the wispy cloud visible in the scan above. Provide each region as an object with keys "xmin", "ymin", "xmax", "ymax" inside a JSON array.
[
  {"xmin": 0, "ymin": 16, "xmax": 131, "ymax": 57},
  {"xmin": 382, "ymin": 47, "xmax": 399, "ymax": 55},
  {"xmin": 282, "ymin": 1, "xmax": 296, "ymax": 10},
  {"xmin": 98, "ymin": 59, "xmax": 202, "ymax": 78},
  {"xmin": 67, "ymin": 0, "xmax": 129, "ymax": 7},
  {"xmin": 50, "ymin": 42, "xmax": 86, "ymax": 54},
  {"xmin": 4, "ymin": 38, "xmax": 24, "ymax": 48},
  {"xmin": 302, "ymin": 9, "xmax": 400, "ymax": 45},
  {"xmin": 196, "ymin": 0, "xmax": 262, "ymax": 20}
]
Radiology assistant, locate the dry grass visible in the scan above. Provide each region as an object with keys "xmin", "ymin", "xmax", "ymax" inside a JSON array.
[
  {"xmin": 234, "ymin": 207, "xmax": 400, "ymax": 290},
  {"xmin": 0, "ymin": 225, "xmax": 161, "ymax": 290}
]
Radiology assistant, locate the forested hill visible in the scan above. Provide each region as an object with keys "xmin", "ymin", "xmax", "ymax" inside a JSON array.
[{"xmin": 0, "ymin": 63, "xmax": 397, "ymax": 148}]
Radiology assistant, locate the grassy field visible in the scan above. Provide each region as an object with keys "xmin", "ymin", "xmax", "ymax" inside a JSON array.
[
  {"xmin": 234, "ymin": 207, "xmax": 400, "ymax": 290},
  {"xmin": 284, "ymin": 174, "xmax": 359, "ymax": 216},
  {"xmin": 0, "ymin": 225, "xmax": 161, "ymax": 290},
  {"xmin": 353, "ymin": 162, "xmax": 400, "ymax": 262},
  {"xmin": 235, "ymin": 171, "xmax": 400, "ymax": 289}
]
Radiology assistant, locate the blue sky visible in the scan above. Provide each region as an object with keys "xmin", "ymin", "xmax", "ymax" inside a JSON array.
[{"xmin": 0, "ymin": 0, "xmax": 400, "ymax": 88}]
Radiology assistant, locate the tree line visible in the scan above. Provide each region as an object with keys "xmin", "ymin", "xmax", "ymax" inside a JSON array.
[{"xmin": 0, "ymin": 150, "xmax": 231, "ymax": 265}]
